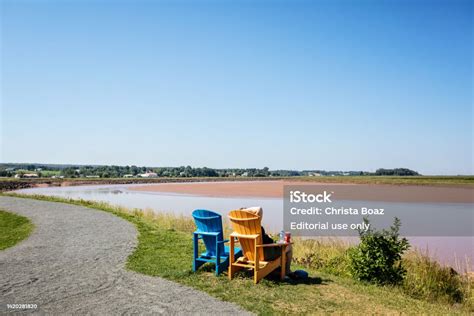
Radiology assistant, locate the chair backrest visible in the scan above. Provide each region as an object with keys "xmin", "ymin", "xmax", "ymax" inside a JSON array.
[
  {"xmin": 192, "ymin": 209, "xmax": 224, "ymax": 256},
  {"xmin": 228, "ymin": 210, "xmax": 263, "ymax": 261}
]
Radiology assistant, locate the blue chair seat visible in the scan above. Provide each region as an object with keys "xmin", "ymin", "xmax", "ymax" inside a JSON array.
[{"xmin": 200, "ymin": 246, "xmax": 242, "ymax": 259}]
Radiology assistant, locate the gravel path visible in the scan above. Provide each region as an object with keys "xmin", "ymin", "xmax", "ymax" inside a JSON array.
[{"xmin": 0, "ymin": 196, "xmax": 251, "ymax": 315}]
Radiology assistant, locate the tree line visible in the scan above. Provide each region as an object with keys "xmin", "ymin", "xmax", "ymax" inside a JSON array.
[{"xmin": 0, "ymin": 163, "xmax": 420, "ymax": 178}]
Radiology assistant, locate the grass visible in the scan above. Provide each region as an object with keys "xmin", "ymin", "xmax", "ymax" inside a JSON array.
[
  {"xmin": 292, "ymin": 237, "xmax": 474, "ymax": 309},
  {"xmin": 403, "ymin": 251, "xmax": 473, "ymax": 307},
  {"xmin": 0, "ymin": 209, "xmax": 34, "ymax": 250},
  {"xmin": 295, "ymin": 175, "xmax": 474, "ymax": 186},
  {"xmin": 2, "ymin": 193, "xmax": 472, "ymax": 314}
]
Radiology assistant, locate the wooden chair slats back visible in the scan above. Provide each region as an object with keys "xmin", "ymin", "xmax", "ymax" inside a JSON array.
[{"xmin": 228, "ymin": 210, "xmax": 263, "ymax": 261}]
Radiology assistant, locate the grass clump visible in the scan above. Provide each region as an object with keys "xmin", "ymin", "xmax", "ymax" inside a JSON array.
[
  {"xmin": 292, "ymin": 237, "xmax": 351, "ymax": 277},
  {"xmin": 0, "ymin": 210, "xmax": 34, "ymax": 250},
  {"xmin": 403, "ymin": 251, "xmax": 473, "ymax": 308}
]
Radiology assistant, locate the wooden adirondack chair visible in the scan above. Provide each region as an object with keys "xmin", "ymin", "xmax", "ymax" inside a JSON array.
[
  {"xmin": 192, "ymin": 209, "xmax": 242, "ymax": 276},
  {"xmin": 228, "ymin": 209, "xmax": 288, "ymax": 284}
]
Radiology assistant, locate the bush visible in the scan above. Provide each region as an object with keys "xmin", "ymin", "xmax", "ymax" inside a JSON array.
[{"xmin": 349, "ymin": 217, "xmax": 410, "ymax": 285}]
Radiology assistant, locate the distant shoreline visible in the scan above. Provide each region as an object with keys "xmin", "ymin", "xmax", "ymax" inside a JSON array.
[
  {"xmin": 128, "ymin": 180, "xmax": 474, "ymax": 203},
  {"xmin": 1, "ymin": 177, "xmax": 473, "ymax": 202}
]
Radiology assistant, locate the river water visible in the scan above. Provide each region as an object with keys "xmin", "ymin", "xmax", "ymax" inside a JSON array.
[{"xmin": 15, "ymin": 183, "xmax": 473, "ymax": 271}]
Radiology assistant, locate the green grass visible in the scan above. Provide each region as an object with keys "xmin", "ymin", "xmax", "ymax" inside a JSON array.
[
  {"xmin": 292, "ymin": 237, "xmax": 473, "ymax": 309},
  {"xmin": 0, "ymin": 210, "xmax": 34, "ymax": 250},
  {"xmin": 38, "ymin": 170, "xmax": 61, "ymax": 177},
  {"xmin": 295, "ymin": 175, "xmax": 474, "ymax": 186},
  {"xmin": 2, "ymin": 193, "xmax": 472, "ymax": 314}
]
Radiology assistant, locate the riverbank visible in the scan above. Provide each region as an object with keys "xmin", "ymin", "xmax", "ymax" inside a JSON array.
[
  {"xmin": 2, "ymin": 193, "xmax": 472, "ymax": 314},
  {"xmin": 129, "ymin": 180, "xmax": 474, "ymax": 203},
  {"xmin": 13, "ymin": 182, "xmax": 474, "ymax": 270},
  {"xmin": 1, "ymin": 175, "xmax": 473, "ymax": 193},
  {"xmin": 0, "ymin": 177, "xmax": 282, "ymax": 192}
]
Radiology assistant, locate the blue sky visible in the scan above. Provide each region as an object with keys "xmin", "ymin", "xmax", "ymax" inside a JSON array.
[{"xmin": 1, "ymin": 0, "xmax": 472, "ymax": 174}]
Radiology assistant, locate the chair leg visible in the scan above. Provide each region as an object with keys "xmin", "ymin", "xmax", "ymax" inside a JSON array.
[
  {"xmin": 215, "ymin": 238, "xmax": 221, "ymax": 276},
  {"xmin": 228, "ymin": 237, "xmax": 235, "ymax": 280},
  {"xmin": 254, "ymin": 239, "xmax": 259, "ymax": 284},
  {"xmin": 217, "ymin": 257, "xmax": 229, "ymax": 276},
  {"xmin": 193, "ymin": 233, "xmax": 199, "ymax": 271},
  {"xmin": 280, "ymin": 245, "xmax": 287, "ymax": 280}
]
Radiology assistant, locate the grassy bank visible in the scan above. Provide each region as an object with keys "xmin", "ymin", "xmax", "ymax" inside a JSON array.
[
  {"xmin": 1, "ymin": 175, "xmax": 473, "ymax": 193},
  {"xmin": 296, "ymin": 175, "xmax": 474, "ymax": 186},
  {"xmin": 2, "ymin": 193, "xmax": 472, "ymax": 314},
  {"xmin": 0, "ymin": 210, "xmax": 34, "ymax": 250}
]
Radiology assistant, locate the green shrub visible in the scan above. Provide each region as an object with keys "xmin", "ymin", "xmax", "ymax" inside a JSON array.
[{"xmin": 349, "ymin": 217, "xmax": 410, "ymax": 285}]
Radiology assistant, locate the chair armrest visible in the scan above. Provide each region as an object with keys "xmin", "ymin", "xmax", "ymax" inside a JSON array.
[
  {"xmin": 256, "ymin": 243, "xmax": 288, "ymax": 248},
  {"xmin": 230, "ymin": 232, "xmax": 260, "ymax": 239},
  {"xmin": 217, "ymin": 239, "xmax": 229, "ymax": 244},
  {"xmin": 230, "ymin": 236, "xmax": 240, "ymax": 244},
  {"xmin": 194, "ymin": 231, "xmax": 220, "ymax": 237}
]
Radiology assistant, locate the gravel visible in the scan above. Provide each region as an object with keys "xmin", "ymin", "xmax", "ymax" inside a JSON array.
[{"xmin": 0, "ymin": 196, "xmax": 251, "ymax": 315}]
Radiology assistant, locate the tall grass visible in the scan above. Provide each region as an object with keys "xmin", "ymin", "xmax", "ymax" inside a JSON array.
[
  {"xmin": 131, "ymin": 207, "xmax": 196, "ymax": 233},
  {"xmin": 403, "ymin": 251, "xmax": 473, "ymax": 308},
  {"xmin": 292, "ymin": 236, "xmax": 473, "ymax": 309},
  {"xmin": 292, "ymin": 237, "xmax": 351, "ymax": 277}
]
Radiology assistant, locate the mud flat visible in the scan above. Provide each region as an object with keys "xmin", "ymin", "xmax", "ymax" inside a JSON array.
[{"xmin": 129, "ymin": 180, "xmax": 474, "ymax": 203}]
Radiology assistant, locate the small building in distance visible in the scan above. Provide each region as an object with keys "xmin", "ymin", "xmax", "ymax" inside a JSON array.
[
  {"xmin": 15, "ymin": 173, "xmax": 39, "ymax": 178},
  {"xmin": 123, "ymin": 174, "xmax": 134, "ymax": 178},
  {"xmin": 139, "ymin": 172, "xmax": 158, "ymax": 178}
]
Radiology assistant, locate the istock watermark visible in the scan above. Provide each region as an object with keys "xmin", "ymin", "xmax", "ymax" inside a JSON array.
[
  {"xmin": 283, "ymin": 185, "xmax": 473, "ymax": 237},
  {"xmin": 289, "ymin": 190, "xmax": 333, "ymax": 203}
]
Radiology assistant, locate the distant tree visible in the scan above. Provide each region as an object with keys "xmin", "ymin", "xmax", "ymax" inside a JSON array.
[
  {"xmin": 263, "ymin": 167, "xmax": 269, "ymax": 176},
  {"xmin": 0, "ymin": 170, "xmax": 13, "ymax": 177},
  {"xmin": 375, "ymin": 168, "xmax": 419, "ymax": 176},
  {"xmin": 61, "ymin": 168, "xmax": 78, "ymax": 178}
]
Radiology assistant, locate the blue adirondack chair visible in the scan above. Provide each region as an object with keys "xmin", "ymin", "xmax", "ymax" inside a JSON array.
[{"xmin": 192, "ymin": 209, "xmax": 242, "ymax": 275}]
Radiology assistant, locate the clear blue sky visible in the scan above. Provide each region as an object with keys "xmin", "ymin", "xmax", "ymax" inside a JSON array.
[{"xmin": 1, "ymin": 0, "xmax": 472, "ymax": 175}]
